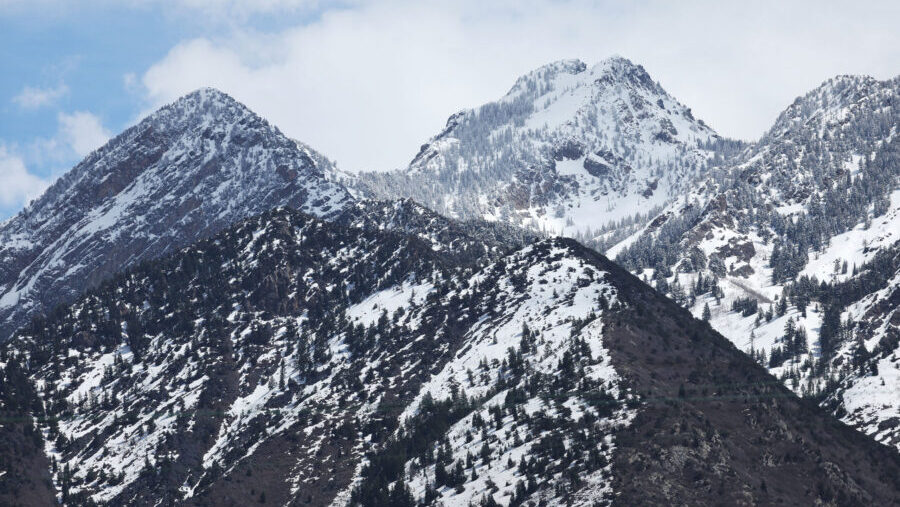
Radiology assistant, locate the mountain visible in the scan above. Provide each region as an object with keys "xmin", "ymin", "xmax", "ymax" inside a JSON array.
[
  {"xmin": 2, "ymin": 206, "xmax": 899, "ymax": 505},
  {"xmin": 2, "ymin": 59, "xmax": 899, "ymax": 506},
  {"xmin": 358, "ymin": 57, "xmax": 731, "ymax": 245},
  {"xmin": 612, "ymin": 74, "xmax": 900, "ymax": 450},
  {"xmin": 0, "ymin": 88, "xmax": 353, "ymax": 343}
]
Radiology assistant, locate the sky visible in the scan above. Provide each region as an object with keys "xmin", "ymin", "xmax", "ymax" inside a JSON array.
[{"xmin": 1, "ymin": 0, "xmax": 899, "ymax": 219}]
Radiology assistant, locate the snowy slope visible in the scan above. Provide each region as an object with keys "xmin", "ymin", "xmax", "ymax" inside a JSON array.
[
  {"xmin": 3, "ymin": 207, "xmax": 899, "ymax": 505},
  {"xmin": 5, "ymin": 209, "xmax": 634, "ymax": 505},
  {"xmin": 0, "ymin": 88, "xmax": 352, "ymax": 342},
  {"xmin": 828, "ymin": 237, "xmax": 900, "ymax": 449},
  {"xmin": 358, "ymin": 56, "xmax": 720, "ymax": 241},
  {"xmin": 611, "ymin": 73, "xmax": 900, "ymax": 449},
  {"xmin": 9, "ymin": 207, "xmax": 461, "ymax": 504},
  {"xmin": 377, "ymin": 244, "xmax": 633, "ymax": 507}
]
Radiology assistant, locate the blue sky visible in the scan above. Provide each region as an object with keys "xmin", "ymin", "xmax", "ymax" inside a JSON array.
[
  {"xmin": 2, "ymin": 0, "xmax": 899, "ymax": 219},
  {"xmin": 1, "ymin": 4, "xmax": 189, "ymax": 217},
  {"xmin": 1, "ymin": 2, "xmax": 328, "ymax": 141},
  {"xmin": 2, "ymin": 5, "xmax": 179, "ymax": 139},
  {"xmin": 2, "ymin": 4, "xmax": 189, "ymax": 163}
]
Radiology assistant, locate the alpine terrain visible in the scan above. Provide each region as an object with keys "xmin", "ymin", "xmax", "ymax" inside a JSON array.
[
  {"xmin": 612, "ymin": 74, "xmax": 900, "ymax": 451},
  {"xmin": 2, "ymin": 206, "xmax": 899, "ymax": 506},
  {"xmin": 1, "ymin": 56, "xmax": 900, "ymax": 507},
  {"xmin": 358, "ymin": 56, "xmax": 737, "ymax": 248},
  {"xmin": 0, "ymin": 88, "xmax": 352, "ymax": 343}
]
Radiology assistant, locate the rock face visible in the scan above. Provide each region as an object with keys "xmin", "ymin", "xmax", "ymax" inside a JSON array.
[
  {"xmin": 357, "ymin": 56, "xmax": 721, "ymax": 242},
  {"xmin": 2, "ymin": 207, "xmax": 899, "ymax": 506},
  {"xmin": 0, "ymin": 88, "xmax": 352, "ymax": 342},
  {"xmin": 612, "ymin": 73, "xmax": 900, "ymax": 451}
]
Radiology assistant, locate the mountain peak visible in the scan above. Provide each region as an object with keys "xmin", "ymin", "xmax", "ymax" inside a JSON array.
[
  {"xmin": 766, "ymin": 72, "xmax": 894, "ymax": 139},
  {"xmin": 799, "ymin": 73, "xmax": 881, "ymax": 104},
  {"xmin": 142, "ymin": 87, "xmax": 260, "ymax": 133},
  {"xmin": 589, "ymin": 54, "xmax": 659, "ymax": 92},
  {"xmin": 362, "ymin": 54, "xmax": 716, "ymax": 236},
  {"xmin": 164, "ymin": 87, "xmax": 245, "ymax": 110},
  {"xmin": 504, "ymin": 58, "xmax": 588, "ymax": 98},
  {"xmin": 505, "ymin": 55, "xmax": 654, "ymax": 99},
  {"xmin": 0, "ymin": 84, "xmax": 352, "ymax": 341},
  {"xmin": 593, "ymin": 54, "xmax": 638, "ymax": 70},
  {"xmin": 535, "ymin": 58, "xmax": 588, "ymax": 73}
]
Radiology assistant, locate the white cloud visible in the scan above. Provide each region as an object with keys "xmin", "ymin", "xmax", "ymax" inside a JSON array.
[
  {"xmin": 0, "ymin": 110, "xmax": 109, "ymax": 216},
  {"xmin": 13, "ymin": 84, "xmax": 68, "ymax": 109},
  {"xmin": 0, "ymin": 146, "xmax": 49, "ymax": 208},
  {"xmin": 57, "ymin": 111, "xmax": 111, "ymax": 157},
  {"xmin": 126, "ymin": 0, "xmax": 898, "ymax": 172},
  {"xmin": 17, "ymin": 111, "xmax": 111, "ymax": 172}
]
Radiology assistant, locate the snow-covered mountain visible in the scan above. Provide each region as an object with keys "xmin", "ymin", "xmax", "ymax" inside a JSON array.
[
  {"xmin": 612, "ymin": 74, "xmax": 900, "ymax": 450},
  {"xmin": 0, "ymin": 88, "xmax": 352, "ymax": 342},
  {"xmin": 3, "ymin": 206, "xmax": 900, "ymax": 506},
  {"xmin": 2, "ymin": 59, "xmax": 900, "ymax": 506},
  {"xmin": 358, "ymin": 56, "xmax": 726, "ymax": 244},
  {"xmin": 353, "ymin": 57, "xmax": 900, "ymax": 453}
]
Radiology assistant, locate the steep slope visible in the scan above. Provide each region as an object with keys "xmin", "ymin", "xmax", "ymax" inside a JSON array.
[
  {"xmin": 359, "ymin": 56, "xmax": 724, "ymax": 243},
  {"xmin": 0, "ymin": 88, "xmax": 353, "ymax": 342},
  {"xmin": 594, "ymin": 253, "xmax": 900, "ymax": 505},
  {"xmin": 0, "ymin": 361, "xmax": 55, "ymax": 506},
  {"xmin": 5, "ymin": 208, "xmax": 616, "ymax": 505},
  {"xmin": 820, "ymin": 241, "xmax": 900, "ymax": 449},
  {"xmin": 613, "ymin": 74, "xmax": 900, "ymax": 450},
  {"xmin": 345, "ymin": 240, "xmax": 634, "ymax": 507},
  {"xmin": 3, "ymin": 207, "xmax": 899, "ymax": 505}
]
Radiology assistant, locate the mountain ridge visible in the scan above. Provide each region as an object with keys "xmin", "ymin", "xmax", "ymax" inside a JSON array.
[
  {"xmin": 356, "ymin": 56, "xmax": 723, "ymax": 243},
  {"xmin": 611, "ymin": 69, "xmax": 900, "ymax": 451},
  {"xmin": 0, "ymin": 87, "xmax": 352, "ymax": 342},
  {"xmin": 3, "ymin": 206, "xmax": 900, "ymax": 505},
  {"xmin": 1, "ymin": 58, "xmax": 900, "ymax": 506}
]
